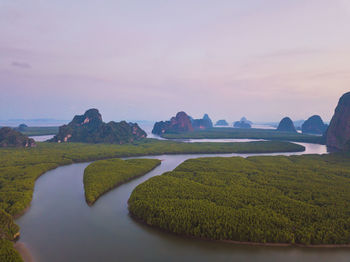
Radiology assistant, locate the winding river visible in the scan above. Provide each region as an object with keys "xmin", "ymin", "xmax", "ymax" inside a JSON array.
[{"xmin": 15, "ymin": 140, "xmax": 350, "ymax": 262}]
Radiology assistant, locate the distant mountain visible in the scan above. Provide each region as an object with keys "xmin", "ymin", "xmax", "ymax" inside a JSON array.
[
  {"xmin": 277, "ymin": 117, "xmax": 297, "ymax": 133},
  {"xmin": 0, "ymin": 127, "xmax": 36, "ymax": 147},
  {"xmin": 240, "ymin": 117, "xmax": 253, "ymax": 125},
  {"xmin": 0, "ymin": 118, "xmax": 67, "ymax": 127},
  {"xmin": 233, "ymin": 121, "xmax": 251, "ymax": 128},
  {"xmin": 302, "ymin": 115, "xmax": 327, "ymax": 135},
  {"xmin": 326, "ymin": 92, "xmax": 350, "ymax": 151},
  {"xmin": 233, "ymin": 117, "xmax": 252, "ymax": 128},
  {"xmin": 152, "ymin": 112, "xmax": 193, "ymax": 135},
  {"xmin": 192, "ymin": 114, "xmax": 213, "ymax": 129},
  {"xmin": 50, "ymin": 109, "xmax": 146, "ymax": 144},
  {"xmin": 215, "ymin": 119, "xmax": 229, "ymax": 126}
]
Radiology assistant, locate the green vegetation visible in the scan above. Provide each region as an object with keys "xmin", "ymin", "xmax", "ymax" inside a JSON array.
[
  {"xmin": 0, "ymin": 138, "xmax": 304, "ymax": 259},
  {"xmin": 129, "ymin": 154, "xmax": 350, "ymax": 245},
  {"xmin": 161, "ymin": 128, "xmax": 324, "ymax": 144},
  {"xmin": 84, "ymin": 158, "xmax": 161, "ymax": 205},
  {"xmin": 0, "ymin": 240, "xmax": 22, "ymax": 262},
  {"xmin": 17, "ymin": 126, "xmax": 59, "ymax": 136}
]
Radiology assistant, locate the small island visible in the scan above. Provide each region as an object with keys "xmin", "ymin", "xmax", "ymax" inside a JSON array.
[
  {"xmin": 50, "ymin": 108, "xmax": 146, "ymax": 144},
  {"xmin": 84, "ymin": 158, "xmax": 161, "ymax": 205},
  {"xmin": 277, "ymin": 117, "xmax": 297, "ymax": 133},
  {"xmin": 215, "ymin": 120, "xmax": 229, "ymax": 126},
  {"xmin": 152, "ymin": 112, "xmax": 214, "ymax": 135},
  {"xmin": 233, "ymin": 117, "xmax": 252, "ymax": 129},
  {"xmin": 302, "ymin": 115, "xmax": 328, "ymax": 135}
]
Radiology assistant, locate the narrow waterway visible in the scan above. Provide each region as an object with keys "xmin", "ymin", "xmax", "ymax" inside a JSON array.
[{"xmin": 15, "ymin": 142, "xmax": 350, "ymax": 262}]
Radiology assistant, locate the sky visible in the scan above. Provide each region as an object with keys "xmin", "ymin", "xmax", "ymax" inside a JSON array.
[{"xmin": 0, "ymin": 0, "xmax": 350, "ymax": 123}]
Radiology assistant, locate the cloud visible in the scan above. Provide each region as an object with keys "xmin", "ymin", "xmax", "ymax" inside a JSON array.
[{"xmin": 11, "ymin": 61, "xmax": 31, "ymax": 69}]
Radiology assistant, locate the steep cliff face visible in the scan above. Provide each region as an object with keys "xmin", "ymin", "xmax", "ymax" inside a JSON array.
[
  {"xmin": 0, "ymin": 127, "xmax": 36, "ymax": 147},
  {"xmin": 50, "ymin": 109, "xmax": 146, "ymax": 144},
  {"xmin": 277, "ymin": 117, "xmax": 297, "ymax": 133},
  {"xmin": 302, "ymin": 115, "xmax": 327, "ymax": 135},
  {"xmin": 152, "ymin": 111, "xmax": 193, "ymax": 135},
  {"xmin": 326, "ymin": 92, "xmax": 350, "ymax": 151}
]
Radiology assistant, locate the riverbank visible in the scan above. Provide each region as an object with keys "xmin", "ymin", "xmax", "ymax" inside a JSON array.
[
  {"xmin": 14, "ymin": 242, "xmax": 34, "ymax": 262},
  {"xmin": 129, "ymin": 213, "xmax": 350, "ymax": 249}
]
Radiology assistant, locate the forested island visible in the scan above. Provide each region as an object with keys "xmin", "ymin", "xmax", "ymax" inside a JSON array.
[
  {"xmin": 129, "ymin": 154, "xmax": 350, "ymax": 245},
  {"xmin": 50, "ymin": 108, "xmax": 146, "ymax": 144},
  {"xmin": 84, "ymin": 158, "xmax": 161, "ymax": 205}
]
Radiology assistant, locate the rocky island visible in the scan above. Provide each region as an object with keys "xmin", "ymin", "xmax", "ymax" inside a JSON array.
[
  {"xmin": 302, "ymin": 115, "xmax": 328, "ymax": 135},
  {"xmin": 326, "ymin": 92, "xmax": 350, "ymax": 151},
  {"xmin": 50, "ymin": 108, "xmax": 146, "ymax": 144},
  {"xmin": 192, "ymin": 114, "xmax": 213, "ymax": 129},
  {"xmin": 215, "ymin": 119, "xmax": 229, "ymax": 126},
  {"xmin": 152, "ymin": 111, "xmax": 194, "ymax": 135},
  {"xmin": 152, "ymin": 112, "xmax": 214, "ymax": 135},
  {"xmin": 0, "ymin": 127, "xmax": 36, "ymax": 147},
  {"xmin": 233, "ymin": 117, "xmax": 252, "ymax": 128},
  {"xmin": 277, "ymin": 117, "xmax": 297, "ymax": 133}
]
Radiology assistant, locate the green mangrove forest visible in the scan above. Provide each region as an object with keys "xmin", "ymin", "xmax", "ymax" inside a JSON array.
[
  {"xmin": 161, "ymin": 128, "xmax": 324, "ymax": 144},
  {"xmin": 0, "ymin": 139, "xmax": 303, "ymax": 260},
  {"xmin": 129, "ymin": 154, "xmax": 350, "ymax": 245},
  {"xmin": 84, "ymin": 158, "xmax": 161, "ymax": 205}
]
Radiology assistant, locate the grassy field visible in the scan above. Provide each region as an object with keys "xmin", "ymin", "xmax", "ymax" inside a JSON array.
[
  {"xmin": 0, "ymin": 138, "xmax": 304, "ymax": 260},
  {"xmin": 161, "ymin": 128, "xmax": 325, "ymax": 144},
  {"xmin": 129, "ymin": 153, "xmax": 350, "ymax": 245},
  {"xmin": 84, "ymin": 158, "xmax": 161, "ymax": 205}
]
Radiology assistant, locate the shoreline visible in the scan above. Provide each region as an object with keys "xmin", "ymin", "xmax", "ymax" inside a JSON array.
[
  {"xmin": 128, "ymin": 211, "xmax": 350, "ymax": 249},
  {"xmin": 14, "ymin": 242, "xmax": 35, "ymax": 262}
]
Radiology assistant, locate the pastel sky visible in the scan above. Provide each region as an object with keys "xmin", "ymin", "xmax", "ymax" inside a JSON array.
[{"xmin": 1, "ymin": 0, "xmax": 350, "ymax": 123}]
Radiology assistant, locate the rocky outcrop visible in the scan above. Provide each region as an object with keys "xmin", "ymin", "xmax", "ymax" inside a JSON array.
[
  {"xmin": 302, "ymin": 115, "xmax": 327, "ymax": 135},
  {"xmin": 152, "ymin": 111, "xmax": 193, "ymax": 135},
  {"xmin": 215, "ymin": 120, "xmax": 229, "ymax": 126},
  {"xmin": 192, "ymin": 114, "xmax": 213, "ymax": 129},
  {"xmin": 50, "ymin": 108, "xmax": 146, "ymax": 144},
  {"xmin": 233, "ymin": 117, "xmax": 252, "ymax": 128},
  {"xmin": 0, "ymin": 127, "xmax": 36, "ymax": 147},
  {"xmin": 326, "ymin": 92, "xmax": 350, "ymax": 151},
  {"xmin": 240, "ymin": 117, "xmax": 253, "ymax": 125},
  {"xmin": 233, "ymin": 121, "xmax": 251, "ymax": 128},
  {"xmin": 277, "ymin": 117, "xmax": 297, "ymax": 133}
]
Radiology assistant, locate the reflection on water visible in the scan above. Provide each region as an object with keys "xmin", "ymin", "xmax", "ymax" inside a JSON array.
[{"xmin": 15, "ymin": 141, "xmax": 348, "ymax": 262}]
